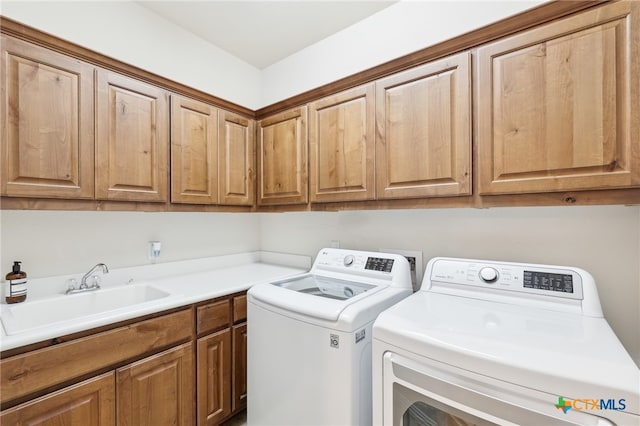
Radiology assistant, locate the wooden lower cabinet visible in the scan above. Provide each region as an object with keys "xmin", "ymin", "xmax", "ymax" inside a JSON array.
[
  {"xmin": 0, "ymin": 372, "xmax": 115, "ymax": 426},
  {"xmin": 0, "ymin": 294, "xmax": 247, "ymax": 426},
  {"xmin": 197, "ymin": 328, "xmax": 232, "ymax": 425},
  {"xmin": 232, "ymin": 323, "xmax": 247, "ymax": 412},
  {"xmin": 116, "ymin": 342, "xmax": 194, "ymax": 426}
]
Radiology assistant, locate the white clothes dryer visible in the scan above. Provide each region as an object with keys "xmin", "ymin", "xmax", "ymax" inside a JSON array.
[
  {"xmin": 373, "ymin": 257, "xmax": 640, "ymax": 426},
  {"xmin": 248, "ymin": 248, "xmax": 413, "ymax": 426}
]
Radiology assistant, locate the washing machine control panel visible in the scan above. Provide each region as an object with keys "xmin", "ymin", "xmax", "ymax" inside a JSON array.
[
  {"xmin": 315, "ymin": 249, "xmax": 396, "ymax": 274},
  {"xmin": 364, "ymin": 257, "xmax": 394, "ymax": 272},
  {"xmin": 429, "ymin": 258, "xmax": 584, "ymax": 300}
]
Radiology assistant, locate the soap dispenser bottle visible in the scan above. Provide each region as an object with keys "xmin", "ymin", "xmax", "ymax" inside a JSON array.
[{"xmin": 5, "ymin": 261, "xmax": 27, "ymax": 304}]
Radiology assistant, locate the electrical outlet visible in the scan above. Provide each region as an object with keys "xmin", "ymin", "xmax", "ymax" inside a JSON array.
[{"xmin": 379, "ymin": 249, "xmax": 423, "ymax": 291}]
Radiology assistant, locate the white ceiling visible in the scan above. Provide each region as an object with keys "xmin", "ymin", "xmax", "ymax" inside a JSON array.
[{"xmin": 136, "ymin": 1, "xmax": 396, "ymax": 69}]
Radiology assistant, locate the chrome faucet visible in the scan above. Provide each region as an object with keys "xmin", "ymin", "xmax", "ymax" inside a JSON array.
[{"xmin": 66, "ymin": 263, "xmax": 109, "ymax": 294}]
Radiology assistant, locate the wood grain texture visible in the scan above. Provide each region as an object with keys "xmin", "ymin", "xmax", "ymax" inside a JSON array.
[
  {"xmin": 197, "ymin": 299, "xmax": 231, "ymax": 336},
  {"xmin": 478, "ymin": 0, "xmax": 638, "ymax": 194},
  {"xmin": 197, "ymin": 328, "xmax": 231, "ymax": 426},
  {"xmin": 0, "ymin": 309, "xmax": 192, "ymax": 405},
  {"xmin": 309, "ymin": 84, "xmax": 375, "ymax": 202},
  {"xmin": 96, "ymin": 69, "xmax": 169, "ymax": 202},
  {"xmin": 257, "ymin": 106, "xmax": 308, "ymax": 205},
  {"xmin": 117, "ymin": 343, "xmax": 194, "ymax": 426},
  {"xmin": 0, "ymin": 17, "xmax": 253, "ymax": 118},
  {"xmin": 171, "ymin": 94, "xmax": 219, "ymax": 204},
  {"xmin": 376, "ymin": 51, "xmax": 471, "ymax": 199},
  {"xmin": 218, "ymin": 110, "xmax": 255, "ymax": 206},
  {"xmin": 232, "ymin": 295, "xmax": 247, "ymax": 324},
  {"xmin": 0, "ymin": 372, "xmax": 115, "ymax": 426},
  {"xmin": 1, "ymin": 36, "xmax": 95, "ymax": 199},
  {"xmin": 232, "ymin": 323, "xmax": 247, "ymax": 413}
]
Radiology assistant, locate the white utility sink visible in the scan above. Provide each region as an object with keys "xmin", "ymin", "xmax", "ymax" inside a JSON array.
[{"xmin": 1, "ymin": 284, "xmax": 171, "ymax": 336}]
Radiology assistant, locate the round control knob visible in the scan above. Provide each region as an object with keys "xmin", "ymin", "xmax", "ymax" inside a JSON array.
[
  {"xmin": 343, "ymin": 255, "xmax": 355, "ymax": 266},
  {"xmin": 479, "ymin": 267, "xmax": 498, "ymax": 283}
]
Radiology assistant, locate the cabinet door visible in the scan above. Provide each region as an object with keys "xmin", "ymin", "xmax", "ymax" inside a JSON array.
[
  {"xmin": 96, "ymin": 70, "xmax": 169, "ymax": 202},
  {"xmin": 309, "ymin": 84, "xmax": 375, "ymax": 202},
  {"xmin": 117, "ymin": 343, "xmax": 194, "ymax": 426},
  {"xmin": 197, "ymin": 328, "xmax": 231, "ymax": 425},
  {"xmin": 477, "ymin": 1, "xmax": 639, "ymax": 194},
  {"xmin": 257, "ymin": 106, "xmax": 308, "ymax": 205},
  {"xmin": 218, "ymin": 110, "xmax": 255, "ymax": 206},
  {"xmin": 171, "ymin": 94, "xmax": 218, "ymax": 204},
  {"xmin": 0, "ymin": 372, "xmax": 114, "ymax": 426},
  {"xmin": 1, "ymin": 36, "xmax": 94, "ymax": 199},
  {"xmin": 232, "ymin": 323, "xmax": 247, "ymax": 413},
  {"xmin": 375, "ymin": 52, "xmax": 471, "ymax": 199}
]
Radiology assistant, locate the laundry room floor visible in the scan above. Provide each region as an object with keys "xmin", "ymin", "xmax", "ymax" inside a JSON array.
[{"xmin": 222, "ymin": 411, "xmax": 247, "ymax": 426}]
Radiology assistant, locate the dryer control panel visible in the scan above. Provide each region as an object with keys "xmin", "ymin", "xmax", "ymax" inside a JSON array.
[
  {"xmin": 428, "ymin": 258, "xmax": 583, "ymax": 300},
  {"xmin": 424, "ymin": 257, "xmax": 604, "ymax": 317}
]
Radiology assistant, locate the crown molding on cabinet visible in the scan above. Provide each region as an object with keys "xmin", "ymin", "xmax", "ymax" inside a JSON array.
[
  {"xmin": 0, "ymin": 16, "xmax": 254, "ymax": 118},
  {"xmin": 254, "ymin": 0, "xmax": 604, "ymax": 119},
  {"xmin": 2, "ymin": 1, "xmax": 602, "ymax": 120}
]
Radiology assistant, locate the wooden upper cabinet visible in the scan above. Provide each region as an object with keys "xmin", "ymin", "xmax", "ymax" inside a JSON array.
[
  {"xmin": 1, "ymin": 36, "xmax": 95, "ymax": 199},
  {"xmin": 96, "ymin": 70, "xmax": 169, "ymax": 202},
  {"xmin": 171, "ymin": 94, "xmax": 218, "ymax": 204},
  {"xmin": 477, "ymin": 1, "xmax": 639, "ymax": 195},
  {"xmin": 258, "ymin": 106, "xmax": 308, "ymax": 205},
  {"xmin": 219, "ymin": 110, "xmax": 255, "ymax": 206},
  {"xmin": 309, "ymin": 84, "xmax": 375, "ymax": 202},
  {"xmin": 375, "ymin": 52, "xmax": 472, "ymax": 199}
]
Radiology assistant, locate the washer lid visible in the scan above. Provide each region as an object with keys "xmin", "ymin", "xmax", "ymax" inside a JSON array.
[
  {"xmin": 250, "ymin": 273, "xmax": 386, "ymax": 322},
  {"xmin": 273, "ymin": 274, "xmax": 375, "ymax": 301},
  {"xmin": 373, "ymin": 291, "xmax": 640, "ymax": 416}
]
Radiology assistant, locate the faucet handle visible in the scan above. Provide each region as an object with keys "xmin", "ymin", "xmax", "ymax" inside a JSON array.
[
  {"xmin": 87, "ymin": 274, "xmax": 102, "ymax": 289},
  {"xmin": 65, "ymin": 278, "xmax": 78, "ymax": 294}
]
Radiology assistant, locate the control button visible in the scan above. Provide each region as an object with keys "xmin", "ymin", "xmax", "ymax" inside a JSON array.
[
  {"xmin": 344, "ymin": 255, "xmax": 355, "ymax": 266},
  {"xmin": 479, "ymin": 267, "xmax": 498, "ymax": 283}
]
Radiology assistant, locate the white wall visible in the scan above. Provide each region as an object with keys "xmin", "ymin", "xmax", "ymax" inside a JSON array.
[
  {"xmin": 260, "ymin": 0, "xmax": 545, "ymax": 105},
  {"xmin": 259, "ymin": 206, "xmax": 640, "ymax": 366},
  {"xmin": 0, "ymin": 210, "xmax": 261, "ymax": 278},
  {"xmin": 0, "ymin": 1, "xmax": 262, "ymax": 109}
]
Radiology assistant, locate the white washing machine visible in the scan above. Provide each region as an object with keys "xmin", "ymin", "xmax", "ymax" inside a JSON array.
[
  {"xmin": 373, "ymin": 257, "xmax": 640, "ymax": 426},
  {"xmin": 248, "ymin": 248, "xmax": 413, "ymax": 426}
]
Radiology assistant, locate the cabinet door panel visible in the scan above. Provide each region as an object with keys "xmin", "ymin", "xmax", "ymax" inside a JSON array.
[
  {"xmin": 376, "ymin": 52, "xmax": 471, "ymax": 199},
  {"xmin": 309, "ymin": 84, "xmax": 375, "ymax": 202},
  {"xmin": 197, "ymin": 328, "xmax": 231, "ymax": 425},
  {"xmin": 171, "ymin": 95, "xmax": 218, "ymax": 204},
  {"xmin": 232, "ymin": 323, "xmax": 247, "ymax": 413},
  {"xmin": 478, "ymin": 1, "xmax": 638, "ymax": 194},
  {"xmin": 0, "ymin": 373, "xmax": 114, "ymax": 426},
  {"xmin": 96, "ymin": 70, "xmax": 168, "ymax": 202},
  {"xmin": 219, "ymin": 111, "xmax": 255, "ymax": 206},
  {"xmin": 258, "ymin": 106, "xmax": 308, "ymax": 205},
  {"xmin": 117, "ymin": 342, "xmax": 194, "ymax": 426},
  {"xmin": 1, "ymin": 36, "xmax": 94, "ymax": 199}
]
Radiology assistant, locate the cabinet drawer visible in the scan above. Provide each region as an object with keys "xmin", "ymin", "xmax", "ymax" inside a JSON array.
[
  {"xmin": 233, "ymin": 294, "xmax": 247, "ymax": 323},
  {"xmin": 197, "ymin": 300, "xmax": 230, "ymax": 335},
  {"xmin": 1, "ymin": 309, "xmax": 192, "ymax": 405}
]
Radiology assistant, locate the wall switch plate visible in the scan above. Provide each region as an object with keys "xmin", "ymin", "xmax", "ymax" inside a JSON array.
[{"xmin": 379, "ymin": 248, "xmax": 423, "ymax": 291}]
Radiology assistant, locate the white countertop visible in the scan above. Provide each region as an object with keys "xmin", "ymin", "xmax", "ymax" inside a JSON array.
[{"xmin": 0, "ymin": 251, "xmax": 309, "ymax": 352}]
